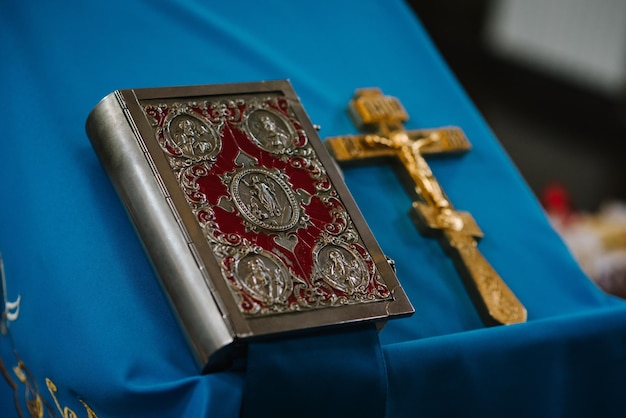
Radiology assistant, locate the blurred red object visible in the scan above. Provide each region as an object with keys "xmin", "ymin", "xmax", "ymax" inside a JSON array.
[{"xmin": 542, "ymin": 182, "xmax": 575, "ymax": 225}]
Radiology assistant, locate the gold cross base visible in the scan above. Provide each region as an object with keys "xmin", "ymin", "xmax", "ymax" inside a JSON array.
[{"xmin": 412, "ymin": 202, "xmax": 527, "ymax": 325}]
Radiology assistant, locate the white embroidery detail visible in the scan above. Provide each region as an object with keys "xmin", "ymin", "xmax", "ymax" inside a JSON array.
[{"xmin": 0, "ymin": 254, "xmax": 21, "ymax": 327}]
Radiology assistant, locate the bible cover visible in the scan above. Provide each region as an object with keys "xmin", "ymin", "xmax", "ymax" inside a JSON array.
[{"xmin": 85, "ymin": 80, "xmax": 413, "ymax": 372}]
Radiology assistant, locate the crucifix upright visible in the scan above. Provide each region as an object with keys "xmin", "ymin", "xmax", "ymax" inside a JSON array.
[{"xmin": 326, "ymin": 88, "xmax": 526, "ymax": 326}]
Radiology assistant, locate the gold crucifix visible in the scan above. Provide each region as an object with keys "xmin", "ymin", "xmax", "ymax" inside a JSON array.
[{"xmin": 326, "ymin": 88, "xmax": 526, "ymax": 326}]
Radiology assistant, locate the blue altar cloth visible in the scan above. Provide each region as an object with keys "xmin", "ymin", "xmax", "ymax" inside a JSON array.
[{"xmin": 2, "ymin": 1, "xmax": 626, "ymax": 417}]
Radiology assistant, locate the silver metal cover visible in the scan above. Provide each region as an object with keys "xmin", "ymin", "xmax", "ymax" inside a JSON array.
[{"xmin": 86, "ymin": 80, "xmax": 413, "ymax": 372}]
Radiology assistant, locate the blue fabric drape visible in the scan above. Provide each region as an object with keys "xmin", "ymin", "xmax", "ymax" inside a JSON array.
[{"xmin": 1, "ymin": 1, "xmax": 625, "ymax": 417}]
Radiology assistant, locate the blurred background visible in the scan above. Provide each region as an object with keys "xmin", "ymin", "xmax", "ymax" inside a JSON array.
[{"xmin": 409, "ymin": 0, "xmax": 626, "ymax": 297}]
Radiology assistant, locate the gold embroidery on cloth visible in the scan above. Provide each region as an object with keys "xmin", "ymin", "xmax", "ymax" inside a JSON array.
[{"xmin": 0, "ymin": 254, "xmax": 99, "ymax": 418}]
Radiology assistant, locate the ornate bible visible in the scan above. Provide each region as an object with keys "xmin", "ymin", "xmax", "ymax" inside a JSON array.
[{"xmin": 86, "ymin": 80, "xmax": 413, "ymax": 372}]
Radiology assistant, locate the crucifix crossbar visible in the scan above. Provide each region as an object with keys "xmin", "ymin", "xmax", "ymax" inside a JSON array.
[{"xmin": 326, "ymin": 88, "xmax": 526, "ymax": 326}]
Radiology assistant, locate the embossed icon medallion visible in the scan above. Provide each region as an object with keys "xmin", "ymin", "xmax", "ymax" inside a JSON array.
[
  {"xmin": 314, "ymin": 244, "xmax": 368, "ymax": 295},
  {"xmin": 234, "ymin": 251, "xmax": 293, "ymax": 307},
  {"xmin": 164, "ymin": 111, "xmax": 221, "ymax": 160},
  {"xmin": 244, "ymin": 107, "xmax": 297, "ymax": 152},
  {"xmin": 230, "ymin": 168, "xmax": 300, "ymax": 231}
]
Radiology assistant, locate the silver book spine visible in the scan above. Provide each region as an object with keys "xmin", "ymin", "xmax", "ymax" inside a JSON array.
[{"xmin": 86, "ymin": 92, "xmax": 234, "ymax": 372}]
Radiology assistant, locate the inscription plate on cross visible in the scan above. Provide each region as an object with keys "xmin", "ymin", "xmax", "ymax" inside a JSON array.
[{"xmin": 326, "ymin": 88, "xmax": 526, "ymax": 326}]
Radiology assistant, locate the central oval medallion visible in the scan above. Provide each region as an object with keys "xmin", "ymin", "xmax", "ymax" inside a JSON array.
[{"xmin": 230, "ymin": 168, "xmax": 300, "ymax": 231}]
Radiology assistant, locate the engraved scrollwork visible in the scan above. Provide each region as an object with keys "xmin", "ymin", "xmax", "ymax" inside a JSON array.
[
  {"xmin": 321, "ymin": 196, "xmax": 351, "ymax": 236},
  {"xmin": 292, "ymin": 280, "xmax": 343, "ymax": 310},
  {"xmin": 206, "ymin": 99, "xmax": 244, "ymax": 124},
  {"xmin": 288, "ymin": 154, "xmax": 331, "ymax": 193},
  {"xmin": 196, "ymin": 207, "xmax": 243, "ymax": 254},
  {"xmin": 178, "ymin": 163, "xmax": 211, "ymax": 207}
]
